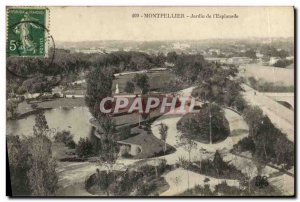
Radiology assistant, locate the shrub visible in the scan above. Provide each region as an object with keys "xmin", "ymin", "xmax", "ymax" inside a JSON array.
[
  {"xmin": 76, "ymin": 137, "xmax": 93, "ymax": 158},
  {"xmin": 118, "ymin": 126, "xmax": 132, "ymax": 140},
  {"xmin": 124, "ymin": 81, "xmax": 135, "ymax": 93},
  {"xmin": 177, "ymin": 104, "xmax": 230, "ymax": 143},
  {"xmin": 54, "ymin": 130, "xmax": 76, "ymax": 149},
  {"xmin": 233, "ymin": 137, "xmax": 255, "ymax": 153},
  {"xmin": 52, "ymin": 93, "xmax": 61, "ymax": 98},
  {"xmin": 273, "ymin": 59, "xmax": 293, "ymax": 68}
]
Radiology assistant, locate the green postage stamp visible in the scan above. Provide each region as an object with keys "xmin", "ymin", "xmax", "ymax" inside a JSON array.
[{"xmin": 6, "ymin": 7, "xmax": 49, "ymax": 57}]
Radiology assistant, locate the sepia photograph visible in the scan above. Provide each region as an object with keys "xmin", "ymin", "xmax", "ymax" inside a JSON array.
[{"xmin": 6, "ymin": 6, "xmax": 295, "ymax": 197}]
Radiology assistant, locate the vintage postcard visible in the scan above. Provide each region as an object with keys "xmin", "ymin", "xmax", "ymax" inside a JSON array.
[{"xmin": 6, "ymin": 6, "xmax": 295, "ymax": 197}]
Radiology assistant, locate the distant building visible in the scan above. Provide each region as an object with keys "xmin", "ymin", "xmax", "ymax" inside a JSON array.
[
  {"xmin": 24, "ymin": 93, "xmax": 40, "ymax": 99},
  {"xmin": 205, "ymin": 57, "xmax": 227, "ymax": 63},
  {"xmin": 165, "ymin": 62, "xmax": 175, "ymax": 67},
  {"xmin": 269, "ymin": 57, "xmax": 281, "ymax": 65},
  {"xmin": 208, "ymin": 49, "xmax": 220, "ymax": 55},
  {"xmin": 227, "ymin": 57, "xmax": 252, "ymax": 65},
  {"xmin": 117, "ymin": 133, "xmax": 166, "ymax": 158},
  {"xmin": 173, "ymin": 42, "xmax": 190, "ymax": 50},
  {"xmin": 256, "ymin": 52, "xmax": 264, "ymax": 58},
  {"xmin": 52, "ymin": 86, "xmax": 64, "ymax": 97},
  {"xmin": 286, "ymin": 56, "xmax": 294, "ymax": 60}
]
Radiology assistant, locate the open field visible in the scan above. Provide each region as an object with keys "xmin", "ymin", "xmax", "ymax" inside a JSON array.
[{"xmin": 240, "ymin": 64, "xmax": 294, "ymax": 86}]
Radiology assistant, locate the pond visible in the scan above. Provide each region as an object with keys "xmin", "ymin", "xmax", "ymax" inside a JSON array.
[{"xmin": 7, "ymin": 107, "xmax": 93, "ymax": 143}]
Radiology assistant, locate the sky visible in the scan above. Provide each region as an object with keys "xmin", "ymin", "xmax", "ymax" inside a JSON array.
[{"xmin": 49, "ymin": 6, "xmax": 294, "ymax": 42}]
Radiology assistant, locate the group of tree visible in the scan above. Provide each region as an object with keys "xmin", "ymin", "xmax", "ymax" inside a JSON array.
[
  {"xmin": 132, "ymin": 73, "xmax": 150, "ymax": 94},
  {"xmin": 167, "ymin": 52, "xmax": 206, "ymax": 84},
  {"xmin": 7, "ymin": 112, "xmax": 58, "ymax": 196},
  {"xmin": 234, "ymin": 106, "xmax": 294, "ymax": 169},
  {"xmin": 54, "ymin": 130, "xmax": 76, "ymax": 149},
  {"xmin": 248, "ymin": 76, "xmax": 294, "ymax": 93},
  {"xmin": 7, "ymin": 100, "xmax": 18, "ymax": 119},
  {"xmin": 177, "ymin": 104, "xmax": 230, "ymax": 144},
  {"xmin": 85, "ymin": 159, "xmax": 169, "ymax": 196},
  {"xmin": 7, "ymin": 49, "xmax": 166, "ymax": 96},
  {"xmin": 85, "ymin": 66, "xmax": 114, "ymax": 116},
  {"xmin": 273, "ymin": 59, "xmax": 293, "ymax": 68},
  {"xmin": 75, "ymin": 115, "xmax": 119, "ymax": 177},
  {"xmin": 260, "ymin": 45, "xmax": 289, "ymax": 59},
  {"xmin": 124, "ymin": 81, "xmax": 135, "ymax": 93}
]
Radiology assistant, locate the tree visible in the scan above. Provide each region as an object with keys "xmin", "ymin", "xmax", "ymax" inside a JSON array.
[
  {"xmin": 85, "ymin": 67, "xmax": 113, "ymax": 116},
  {"xmin": 177, "ymin": 135, "xmax": 197, "ymax": 190},
  {"xmin": 95, "ymin": 168, "xmax": 111, "ymax": 196},
  {"xmin": 76, "ymin": 137, "xmax": 93, "ymax": 158},
  {"xmin": 173, "ymin": 54, "xmax": 205, "ymax": 83},
  {"xmin": 274, "ymin": 135, "xmax": 294, "ymax": 168},
  {"xmin": 159, "ymin": 123, "xmax": 169, "ymax": 154},
  {"xmin": 8, "ymin": 112, "xmax": 59, "ymax": 196},
  {"xmin": 54, "ymin": 130, "xmax": 76, "ymax": 149},
  {"xmin": 213, "ymin": 150, "xmax": 226, "ymax": 177},
  {"xmin": 166, "ymin": 51, "xmax": 178, "ymax": 63},
  {"xmin": 191, "ymin": 63, "xmax": 240, "ymax": 144},
  {"xmin": 177, "ymin": 104, "xmax": 230, "ymax": 144},
  {"xmin": 244, "ymin": 50, "xmax": 257, "ymax": 59},
  {"xmin": 7, "ymin": 100, "xmax": 18, "ymax": 119},
  {"xmin": 133, "ymin": 73, "xmax": 150, "ymax": 94},
  {"xmin": 7, "ymin": 135, "xmax": 31, "ymax": 195},
  {"xmin": 124, "ymin": 81, "xmax": 135, "ymax": 93},
  {"xmin": 234, "ymin": 94, "xmax": 248, "ymax": 112},
  {"xmin": 273, "ymin": 59, "xmax": 293, "ymax": 68},
  {"xmin": 193, "ymin": 63, "xmax": 240, "ymax": 106},
  {"xmin": 95, "ymin": 115, "xmax": 119, "ymax": 172},
  {"xmin": 243, "ymin": 106, "xmax": 264, "ymax": 137},
  {"xmin": 240, "ymin": 159, "xmax": 257, "ymax": 194},
  {"xmin": 19, "ymin": 112, "xmax": 57, "ymax": 196},
  {"xmin": 26, "ymin": 135, "xmax": 58, "ymax": 196},
  {"xmin": 33, "ymin": 112, "xmax": 49, "ymax": 137}
]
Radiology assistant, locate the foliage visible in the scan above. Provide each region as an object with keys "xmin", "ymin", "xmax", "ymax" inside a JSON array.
[
  {"xmin": 159, "ymin": 123, "xmax": 169, "ymax": 153},
  {"xmin": 117, "ymin": 125, "xmax": 132, "ymax": 140},
  {"xmin": 192, "ymin": 62, "xmax": 241, "ymax": 107},
  {"xmin": 76, "ymin": 137, "xmax": 94, "ymax": 158},
  {"xmin": 86, "ymin": 163, "xmax": 170, "ymax": 196},
  {"xmin": 177, "ymin": 104, "xmax": 230, "ymax": 144},
  {"xmin": 54, "ymin": 130, "xmax": 76, "ymax": 149},
  {"xmin": 172, "ymin": 53, "xmax": 206, "ymax": 83},
  {"xmin": 132, "ymin": 73, "xmax": 150, "ymax": 94},
  {"xmin": 7, "ymin": 100, "xmax": 18, "ymax": 119},
  {"xmin": 7, "ymin": 135, "xmax": 31, "ymax": 195},
  {"xmin": 179, "ymin": 184, "xmax": 214, "ymax": 196},
  {"xmin": 7, "ymin": 113, "xmax": 58, "ymax": 196},
  {"xmin": 243, "ymin": 106, "xmax": 264, "ymax": 137},
  {"xmin": 85, "ymin": 67, "xmax": 113, "ymax": 116},
  {"xmin": 187, "ymin": 151, "xmax": 245, "ymax": 180},
  {"xmin": 124, "ymin": 81, "xmax": 135, "ymax": 93},
  {"xmin": 248, "ymin": 76, "xmax": 294, "ymax": 92},
  {"xmin": 21, "ymin": 76, "xmax": 59, "ymax": 94},
  {"xmin": 161, "ymin": 79, "xmax": 184, "ymax": 93},
  {"xmin": 260, "ymin": 45, "xmax": 289, "ymax": 58},
  {"xmin": 233, "ymin": 137, "xmax": 255, "ymax": 153},
  {"xmin": 236, "ymin": 105, "xmax": 294, "ymax": 168},
  {"xmin": 234, "ymin": 94, "xmax": 248, "ymax": 112},
  {"xmin": 273, "ymin": 59, "xmax": 293, "ymax": 68}
]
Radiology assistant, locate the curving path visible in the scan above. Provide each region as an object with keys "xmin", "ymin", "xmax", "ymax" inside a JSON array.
[
  {"xmin": 151, "ymin": 87, "xmax": 249, "ymax": 164},
  {"xmin": 149, "ymin": 87, "xmax": 252, "ymax": 195},
  {"xmin": 57, "ymin": 84, "xmax": 293, "ymax": 196}
]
